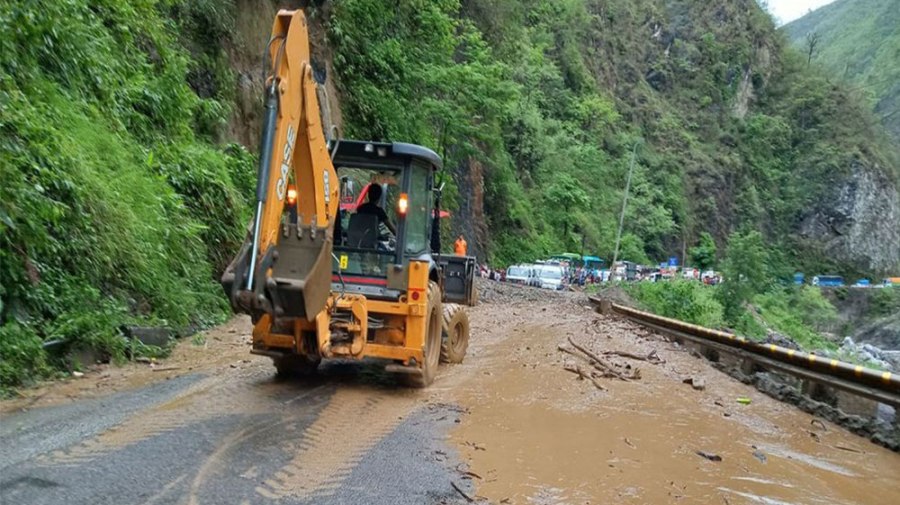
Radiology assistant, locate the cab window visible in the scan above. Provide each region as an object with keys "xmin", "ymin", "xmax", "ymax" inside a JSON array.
[{"xmin": 404, "ymin": 163, "xmax": 432, "ymax": 255}]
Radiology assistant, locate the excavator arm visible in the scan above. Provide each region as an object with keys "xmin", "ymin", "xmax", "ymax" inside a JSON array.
[{"xmin": 222, "ymin": 10, "xmax": 339, "ymax": 322}]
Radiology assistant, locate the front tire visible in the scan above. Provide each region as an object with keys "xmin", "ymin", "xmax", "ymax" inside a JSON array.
[{"xmin": 440, "ymin": 304, "xmax": 470, "ymax": 364}]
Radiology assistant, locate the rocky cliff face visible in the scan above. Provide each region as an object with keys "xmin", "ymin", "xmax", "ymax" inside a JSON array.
[{"xmin": 800, "ymin": 161, "xmax": 900, "ymax": 273}]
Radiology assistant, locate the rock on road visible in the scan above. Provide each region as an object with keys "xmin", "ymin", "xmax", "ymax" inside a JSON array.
[{"xmin": 2, "ymin": 281, "xmax": 899, "ymax": 505}]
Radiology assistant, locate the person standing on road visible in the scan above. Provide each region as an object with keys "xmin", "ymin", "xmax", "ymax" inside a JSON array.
[{"xmin": 454, "ymin": 234, "xmax": 467, "ymax": 256}]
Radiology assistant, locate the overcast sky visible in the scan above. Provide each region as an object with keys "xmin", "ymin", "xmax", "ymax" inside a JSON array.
[{"xmin": 764, "ymin": 0, "xmax": 837, "ymax": 24}]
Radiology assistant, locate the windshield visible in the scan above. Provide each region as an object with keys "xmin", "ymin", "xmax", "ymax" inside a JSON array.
[
  {"xmin": 540, "ymin": 269, "xmax": 562, "ymax": 280},
  {"xmin": 508, "ymin": 267, "xmax": 527, "ymax": 277},
  {"xmin": 333, "ymin": 167, "xmax": 400, "ymax": 277}
]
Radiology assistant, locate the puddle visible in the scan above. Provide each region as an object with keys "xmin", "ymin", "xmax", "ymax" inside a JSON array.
[{"xmin": 756, "ymin": 445, "xmax": 858, "ymax": 477}]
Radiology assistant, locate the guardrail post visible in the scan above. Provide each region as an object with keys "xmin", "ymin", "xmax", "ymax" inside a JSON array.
[
  {"xmin": 802, "ymin": 379, "xmax": 836, "ymax": 406},
  {"xmin": 599, "ymin": 299, "xmax": 612, "ymax": 315},
  {"xmin": 740, "ymin": 358, "xmax": 757, "ymax": 377},
  {"xmin": 834, "ymin": 389, "xmax": 879, "ymax": 417}
]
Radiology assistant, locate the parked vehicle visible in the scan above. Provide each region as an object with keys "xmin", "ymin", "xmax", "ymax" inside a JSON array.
[
  {"xmin": 883, "ymin": 277, "xmax": 900, "ymax": 287},
  {"xmin": 812, "ymin": 275, "xmax": 845, "ymax": 287},
  {"xmin": 535, "ymin": 265, "xmax": 566, "ymax": 290},
  {"xmin": 506, "ymin": 265, "xmax": 533, "ymax": 285},
  {"xmin": 701, "ymin": 270, "xmax": 719, "ymax": 285},
  {"xmin": 682, "ymin": 267, "xmax": 699, "ymax": 280},
  {"xmin": 853, "ymin": 279, "xmax": 871, "ymax": 287}
]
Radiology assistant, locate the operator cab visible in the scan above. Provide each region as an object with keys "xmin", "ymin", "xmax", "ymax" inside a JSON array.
[{"xmin": 330, "ymin": 141, "xmax": 440, "ymax": 300}]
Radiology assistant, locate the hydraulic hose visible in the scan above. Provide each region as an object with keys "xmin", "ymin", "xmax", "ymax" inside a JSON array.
[{"xmin": 246, "ymin": 82, "xmax": 280, "ymax": 290}]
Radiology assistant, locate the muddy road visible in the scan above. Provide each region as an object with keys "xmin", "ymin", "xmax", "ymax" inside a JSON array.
[{"xmin": 2, "ymin": 281, "xmax": 899, "ymax": 505}]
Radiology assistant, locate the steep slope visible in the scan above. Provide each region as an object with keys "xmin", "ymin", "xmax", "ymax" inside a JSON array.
[
  {"xmin": 784, "ymin": 0, "xmax": 900, "ymax": 142},
  {"xmin": 0, "ymin": 1, "xmax": 254, "ymax": 386},
  {"xmin": 3, "ymin": 0, "xmax": 899, "ymax": 388},
  {"xmin": 315, "ymin": 0, "xmax": 900, "ymax": 273}
]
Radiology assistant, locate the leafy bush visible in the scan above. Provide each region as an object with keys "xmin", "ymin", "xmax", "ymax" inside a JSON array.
[
  {"xmin": 0, "ymin": 323, "xmax": 51, "ymax": 388},
  {"xmin": 627, "ymin": 281, "xmax": 724, "ymax": 329},
  {"xmin": 689, "ymin": 232, "xmax": 717, "ymax": 271},
  {"xmin": 0, "ymin": 0, "xmax": 252, "ymax": 388},
  {"xmin": 752, "ymin": 290, "xmax": 837, "ymax": 351},
  {"xmin": 717, "ymin": 230, "xmax": 771, "ymax": 324},
  {"xmin": 869, "ymin": 287, "xmax": 900, "ymax": 318},
  {"xmin": 791, "ymin": 286, "xmax": 839, "ymax": 332}
]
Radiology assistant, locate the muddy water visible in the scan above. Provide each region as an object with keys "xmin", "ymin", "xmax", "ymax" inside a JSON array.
[
  {"xmin": 5, "ymin": 284, "xmax": 899, "ymax": 505},
  {"xmin": 450, "ymin": 303, "xmax": 900, "ymax": 505}
]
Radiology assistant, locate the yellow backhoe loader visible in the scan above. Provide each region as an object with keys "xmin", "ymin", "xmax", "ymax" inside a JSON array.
[{"xmin": 221, "ymin": 9, "xmax": 475, "ymax": 387}]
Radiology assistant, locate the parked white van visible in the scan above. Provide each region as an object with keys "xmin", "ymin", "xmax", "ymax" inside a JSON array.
[
  {"xmin": 535, "ymin": 265, "xmax": 566, "ymax": 290},
  {"xmin": 506, "ymin": 265, "xmax": 533, "ymax": 285}
]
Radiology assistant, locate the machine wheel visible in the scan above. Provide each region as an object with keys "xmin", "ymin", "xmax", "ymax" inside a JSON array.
[
  {"xmin": 440, "ymin": 304, "xmax": 470, "ymax": 364},
  {"xmin": 403, "ymin": 281, "xmax": 442, "ymax": 388},
  {"xmin": 273, "ymin": 354, "xmax": 320, "ymax": 378}
]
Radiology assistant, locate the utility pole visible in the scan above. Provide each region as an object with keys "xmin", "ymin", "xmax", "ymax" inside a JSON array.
[{"xmin": 611, "ymin": 140, "xmax": 640, "ymax": 281}]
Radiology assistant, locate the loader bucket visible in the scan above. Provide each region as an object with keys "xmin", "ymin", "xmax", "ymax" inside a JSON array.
[
  {"xmin": 220, "ymin": 223, "xmax": 333, "ymax": 322},
  {"xmin": 268, "ymin": 224, "xmax": 334, "ymax": 321}
]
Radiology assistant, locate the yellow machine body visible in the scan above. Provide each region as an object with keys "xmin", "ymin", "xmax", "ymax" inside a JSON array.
[{"xmin": 221, "ymin": 10, "xmax": 467, "ymax": 386}]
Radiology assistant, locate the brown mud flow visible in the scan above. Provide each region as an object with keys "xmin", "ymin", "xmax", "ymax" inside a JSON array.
[
  {"xmin": 448, "ymin": 293, "xmax": 900, "ymax": 505},
  {"xmin": 4, "ymin": 283, "xmax": 899, "ymax": 505}
]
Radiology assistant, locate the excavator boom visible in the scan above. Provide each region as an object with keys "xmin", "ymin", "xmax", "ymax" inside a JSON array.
[{"xmin": 222, "ymin": 10, "xmax": 338, "ymax": 322}]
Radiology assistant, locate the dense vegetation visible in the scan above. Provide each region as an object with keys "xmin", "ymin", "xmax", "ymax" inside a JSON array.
[
  {"xmin": 784, "ymin": 0, "xmax": 900, "ymax": 142},
  {"xmin": 2, "ymin": 0, "xmax": 898, "ymax": 388},
  {"xmin": 0, "ymin": 0, "xmax": 253, "ymax": 388},
  {"xmin": 628, "ymin": 229, "xmax": 840, "ymax": 352},
  {"xmin": 321, "ymin": 0, "xmax": 899, "ymax": 275}
]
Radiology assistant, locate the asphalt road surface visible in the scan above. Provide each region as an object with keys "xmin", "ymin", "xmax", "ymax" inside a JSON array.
[{"xmin": 2, "ymin": 282, "xmax": 899, "ymax": 505}]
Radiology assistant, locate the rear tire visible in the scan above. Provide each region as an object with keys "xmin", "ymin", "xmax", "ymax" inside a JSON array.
[
  {"xmin": 440, "ymin": 304, "xmax": 470, "ymax": 364},
  {"xmin": 403, "ymin": 281, "xmax": 442, "ymax": 388},
  {"xmin": 273, "ymin": 354, "xmax": 320, "ymax": 378}
]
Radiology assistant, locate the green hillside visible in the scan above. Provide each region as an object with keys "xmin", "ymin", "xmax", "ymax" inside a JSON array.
[
  {"xmin": 784, "ymin": 0, "xmax": 900, "ymax": 141},
  {"xmin": 322, "ymin": 0, "xmax": 899, "ymax": 271},
  {"xmin": 1, "ymin": 0, "xmax": 899, "ymax": 388},
  {"xmin": 0, "ymin": 1, "xmax": 254, "ymax": 386}
]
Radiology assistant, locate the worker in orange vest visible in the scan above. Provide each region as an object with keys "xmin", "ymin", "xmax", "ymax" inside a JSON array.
[{"xmin": 454, "ymin": 234, "xmax": 467, "ymax": 256}]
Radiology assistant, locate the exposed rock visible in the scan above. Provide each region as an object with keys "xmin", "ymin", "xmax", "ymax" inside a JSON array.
[
  {"xmin": 799, "ymin": 161, "xmax": 900, "ymax": 273},
  {"xmin": 765, "ymin": 331, "xmax": 802, "ymax": 351},
  {"xmin": 122, "ymin": 326, "xmax": 173, "ymax": 347},
  {"xmin": 853, "ymin": 313, "xmax": 900, "ymax": 351},
  {"xmin": 683, "ymin": 376, "xmax": 706, "ymax": 391}
]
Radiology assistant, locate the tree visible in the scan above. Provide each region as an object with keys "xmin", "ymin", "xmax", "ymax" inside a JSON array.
[
  {"xmin": 717, "ymin": 231, "xmax": 770, "ymax": 323},
  {"xmin": 689, "ymin": 232, "xmax": 717, "ymax": 271},
  {"xmin": 544, "ymin": 173, "xmax": 590, "ymax": 236},
  {"xmin": 805, "ymin": 31, "xmax": 820, "ymax": 66}
]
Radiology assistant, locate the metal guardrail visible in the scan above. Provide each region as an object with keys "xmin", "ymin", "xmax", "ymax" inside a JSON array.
[{"xmin": 589, "ymin": 297, "xmax": 900, "ymax": 406}]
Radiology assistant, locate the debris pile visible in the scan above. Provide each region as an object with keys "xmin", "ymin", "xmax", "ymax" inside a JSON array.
[
  {"xmin": 838, "ymin": 337, "xmax": 897, "ymax": 371},
  {"xmin": 558, "ymin": 335, "xmax": 665, "ymax": 389}
]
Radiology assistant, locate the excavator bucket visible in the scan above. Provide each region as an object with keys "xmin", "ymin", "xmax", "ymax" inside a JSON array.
[
  {"xmin": 220, "ymin": 9, "xmax": 338, "ymax": 323},
  {"xmin": 268, "ymin": 223, "xmax": 333, "ymax": 320},
  {"xmin": 220, "ymin": 220, "xmax": 333, "ymax": 322}
]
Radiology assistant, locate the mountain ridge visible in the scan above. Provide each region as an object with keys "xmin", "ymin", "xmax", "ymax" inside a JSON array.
[{"xmin": 783, "ymin": 0, "xmax": 900, "ymax": 143}]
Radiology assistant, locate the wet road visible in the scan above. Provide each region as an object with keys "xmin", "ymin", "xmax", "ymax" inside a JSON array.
[
  {"xmin": 0, "ymin": 362, "xmax": 469, "ymax": 505},
  {"xmin": 2, "ymin": 283, "xmax": 899, "ymax": 505}
]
